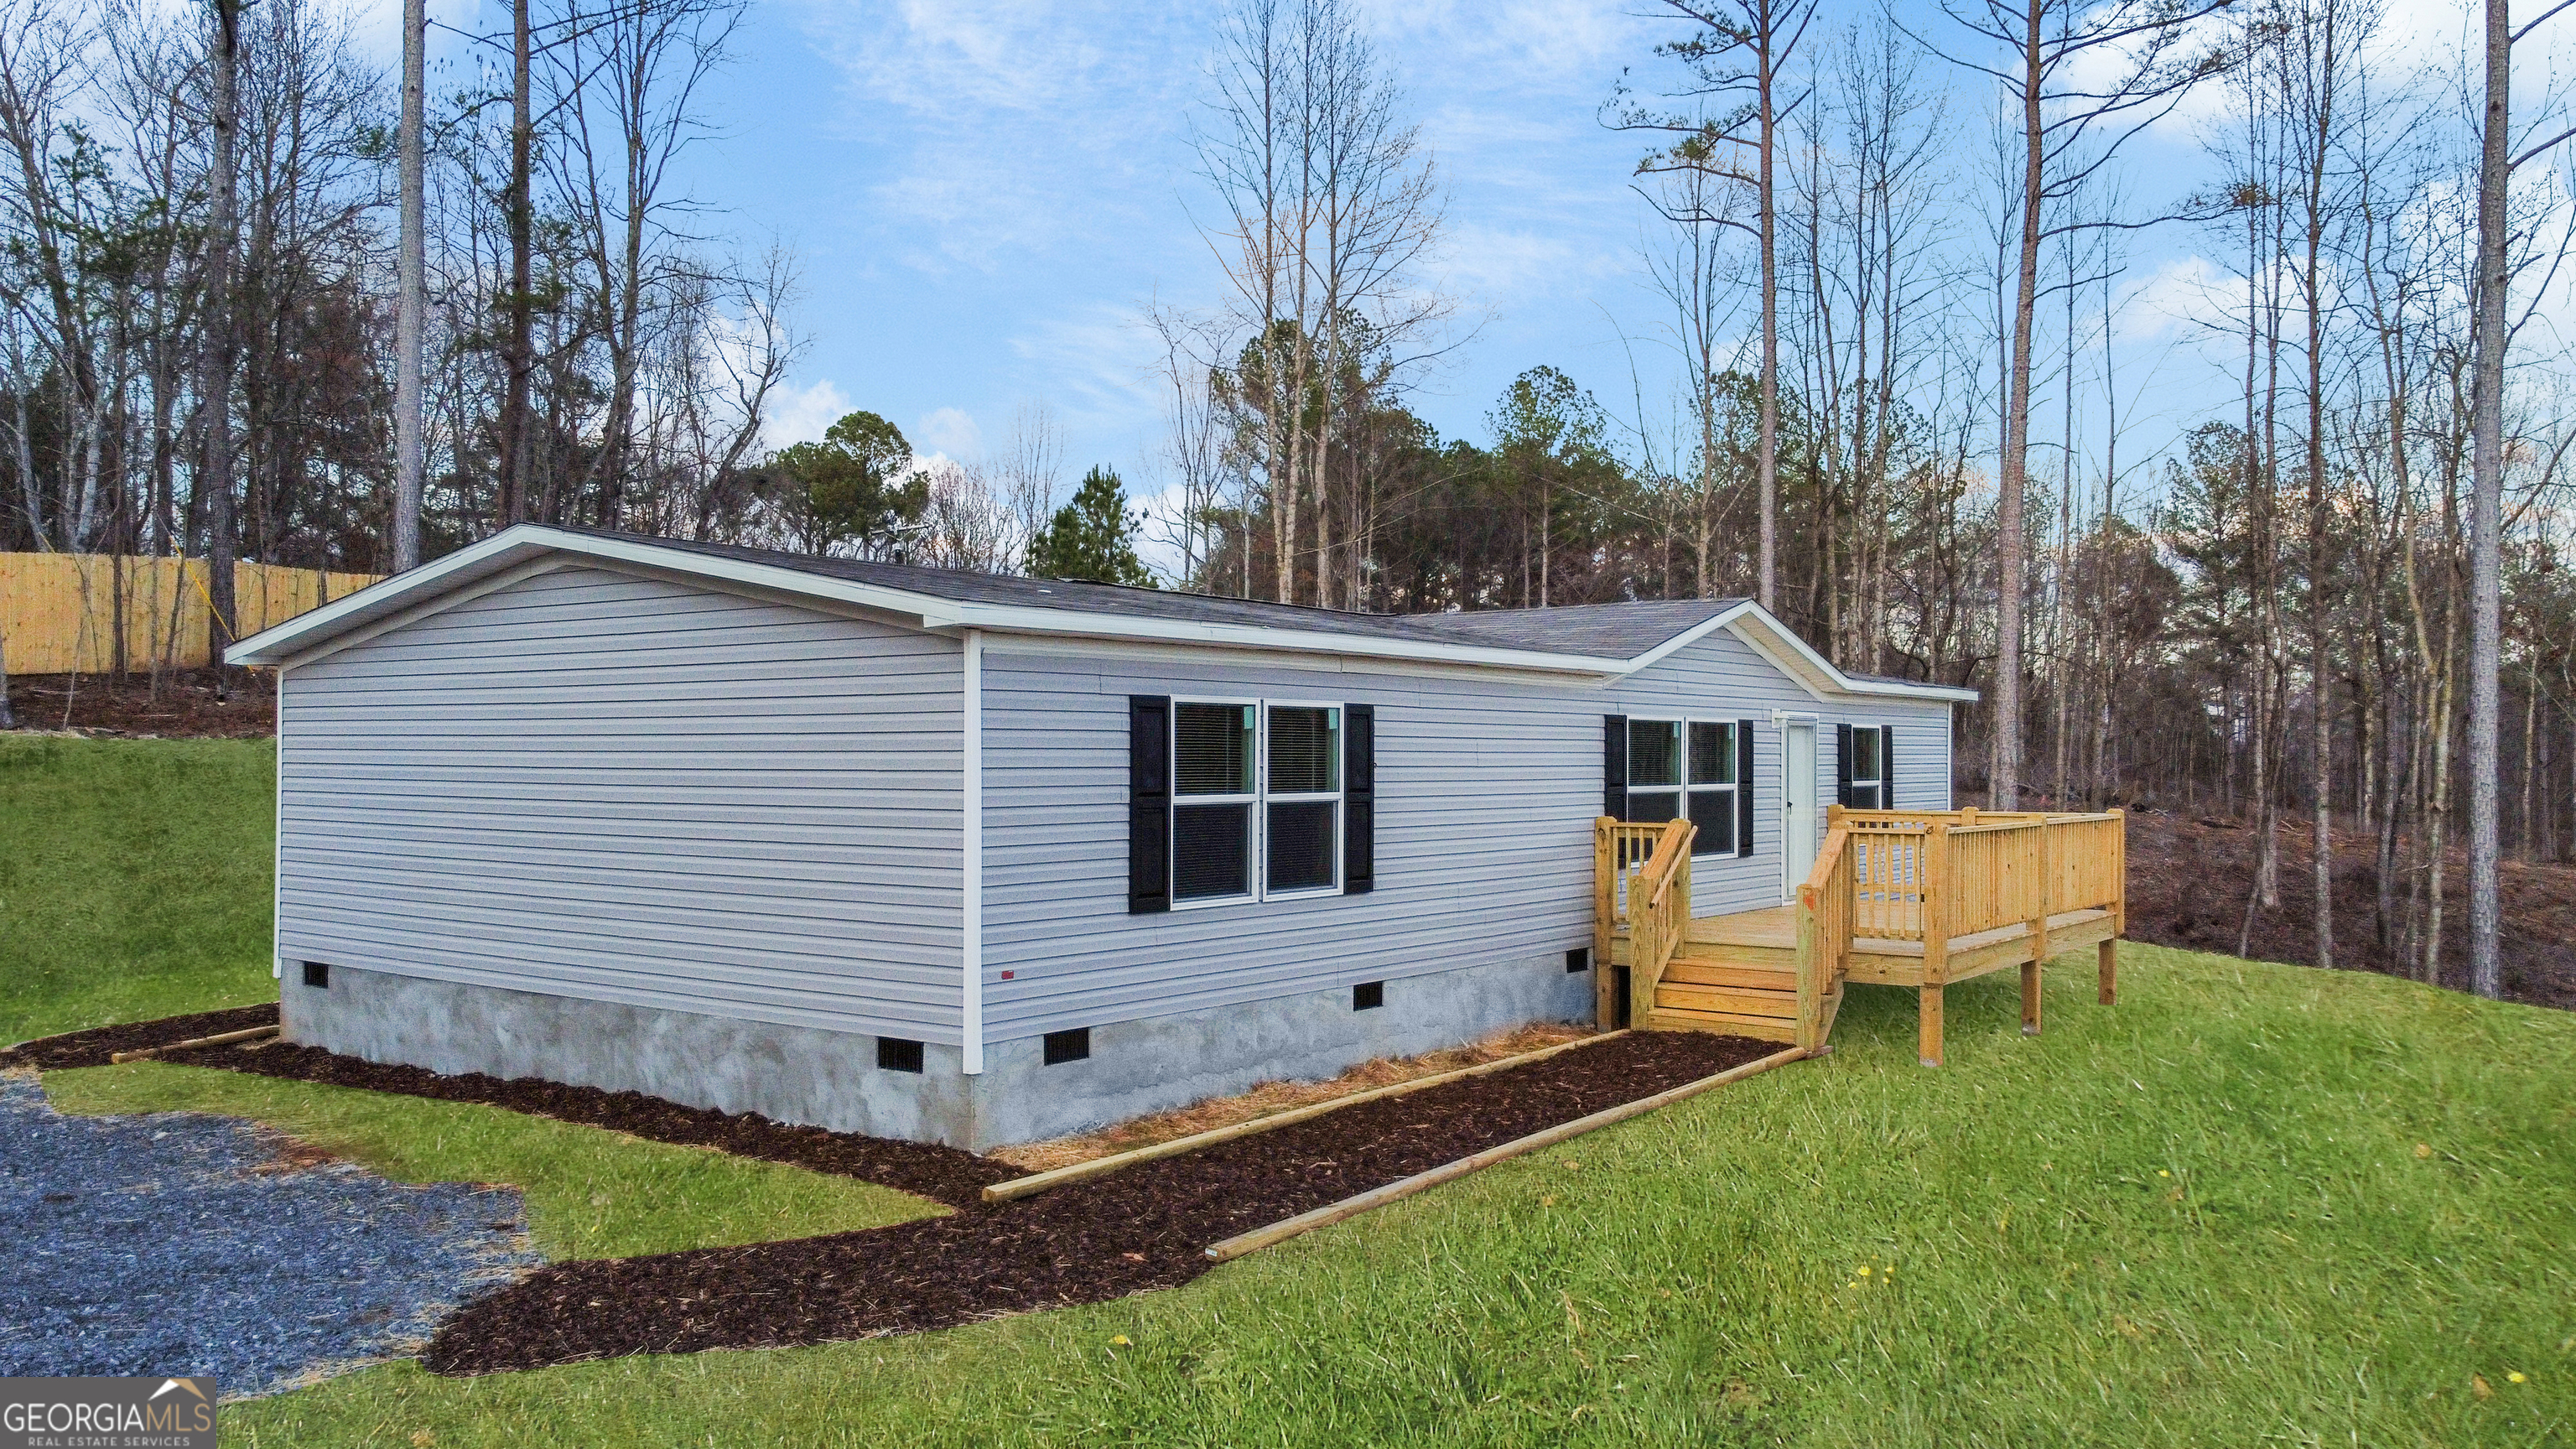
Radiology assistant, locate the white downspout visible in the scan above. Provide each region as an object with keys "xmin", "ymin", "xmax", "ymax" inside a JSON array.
[{"xmin": 961, "ymin": 629, "xmax": 984, "ymax": 1075}]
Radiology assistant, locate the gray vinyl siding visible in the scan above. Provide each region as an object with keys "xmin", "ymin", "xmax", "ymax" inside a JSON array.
[
  {"xmin": 981, "ymin": 628, "xmax": 1955, "ymax": 1039},
  {"xmin": 276, "ymin": 563, "xmax": 967, "ymax": 1042},
  {"xmin": 1614, "ymin": 631, "xmax": 1954, "ymax": 914}
]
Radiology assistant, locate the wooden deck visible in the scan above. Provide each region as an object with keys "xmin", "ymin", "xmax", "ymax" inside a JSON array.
[
  {"xmin": 1676, "ymin": 903, "xmax": 2117, "ymax": 983},
  {"xmin": 1599, "ymin": 807, "xmax": 2127, "ymax": 1065}
]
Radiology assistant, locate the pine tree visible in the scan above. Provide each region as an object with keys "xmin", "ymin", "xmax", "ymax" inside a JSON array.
[{"xmin": 1028, "ymin": 467, "xmax": 1156, "ymax": 587}]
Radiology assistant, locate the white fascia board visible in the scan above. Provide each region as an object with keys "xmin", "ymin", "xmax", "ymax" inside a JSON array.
[
  {"xmin": 1840, "ymin": 676, "xmax": 1981, "ymax": 704},
  {"xmin": 932, "ymin": 603, "xmax": 1632, "ymax": 676},
  {"xmin": 227, "ymin": 527, "xmax": 543, "ymax": 664},
  {"xmin": 231, "ymin": 525, "xmax": 1979, "ymax": 697},
  {"xmin": 1727, "ymin": 610, "xmax": 1980, "ymax": 704},
  {"xmin": 226, "ymin": 524, "xmax": 951, "ymax": 666},
  {"xmin": 1620, "ymin": 598, "xmax": 1980, "ymax": 704}
]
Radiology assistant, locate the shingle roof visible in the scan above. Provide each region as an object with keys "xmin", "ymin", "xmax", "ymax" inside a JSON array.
[
  {"xmin": 230, "ymin": 523, "xmax": 1974, "ymax": 699},
  {"xmin": 582, "ymin": 529, "xmax": 1745, "ymax": 659}
]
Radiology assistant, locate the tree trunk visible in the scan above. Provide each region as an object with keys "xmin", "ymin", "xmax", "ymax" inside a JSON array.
[
  {"xmin": 201, "ymin": 0, "xmax": 242, "ymax": 663},
  {"xmin": 1754, "ymin": 18, "xmax": 1779, "ymax": 614},
  {"xmin": 392, "ymin": 0, "xmax": 425, "ymax": 569},
  {"xmin": 1994, "ymin": 0, "xmax": 2044, "ymax": 810},
  {"xmin": 502, "ymin": 0, "xmax": 533, "ymax": 527},
  {"xmin": 2466, "ymin": 0, "xmax": 2507, "ymax": 998}
]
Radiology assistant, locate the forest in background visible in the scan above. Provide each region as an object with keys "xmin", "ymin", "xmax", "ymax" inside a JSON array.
[{"xmin": 4, "ymin": 0, "xmax": 2575, "ymax": 990}]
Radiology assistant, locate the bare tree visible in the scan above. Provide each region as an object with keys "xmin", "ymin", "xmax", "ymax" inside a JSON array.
[
  {"xmin": 392, "ymin": 0, "xmax": 423, "ymax": 569},
  {"xmin": 1616, "ymin": 0, "xmax": 1818, "ymax": 613},
  {"xmin": 1195, "ymin": 0, "xmax": 1446, "ymax": 606},
  {"xmin": 1914, "ymin": 0, "xmax": 2227, "ymax": 807},
  {"xmin": 200, "ymin": 0, "xmax": 242, "ymax": 650},
  {"xmin": 995, "ymin": 398, "xmax": 1064, "ymax": 570},
  {"xmin": 2277, "ymin": 0, "xmax": 2373, "ymax": 970}
]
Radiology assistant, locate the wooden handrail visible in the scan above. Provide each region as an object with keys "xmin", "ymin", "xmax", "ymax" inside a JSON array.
[
  {"xmin": 1600, "ymin": 806, "xmax": 2126, "ymax": 1057},
  {"xmin": 1620, "ymin": 818, "xmax": 1695, "ymax": 1030},
  {"xmin": 1793, "ymin": 825, "xmax": 1854, "ymax": 1051}
]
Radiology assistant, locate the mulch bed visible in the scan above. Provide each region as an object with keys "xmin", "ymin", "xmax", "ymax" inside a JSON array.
[
  {"xmin": 3, "ymin": 1007, "xmax": 1010, "ymax": 1210},
  {"xmin": 155, "ymin": 1040, "xmax": 1015, "ymax": 1212},
  {"xmin": 1, "ymin": 1003, "xmax": 280, "ymax": 1070},
  {"xmin": 15, "ymin": 1007, "xmax": 1781, "ymax": 1374},
  {"xmin": 421, "ymin": 1030, "xmax": 1776, "ymax": 1376}
]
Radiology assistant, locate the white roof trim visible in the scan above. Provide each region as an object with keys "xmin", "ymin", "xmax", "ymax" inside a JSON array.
[{"xmin": 226, "ymin": 524, "xmax": 1979, "ymax": 702}]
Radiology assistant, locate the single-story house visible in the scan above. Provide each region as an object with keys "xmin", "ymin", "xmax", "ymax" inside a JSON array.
[{"xmin": 226, "ymin": 525, "xmax": 1976, "ymax": 1150}]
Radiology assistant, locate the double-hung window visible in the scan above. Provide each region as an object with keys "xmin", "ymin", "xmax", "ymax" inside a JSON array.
[
  {"xmin": 1687, "ymin": 721, "xmax": 1739, "ymax": 854},
  {"xmin": 1172, "ymin": 702, "xmax": 1257, "ymax": 902},
  {"xmin": 1171, "ymin": 699, "xmax": 1343, "ymax": 904},
  {"xmin": 1623, "ymin": 719, "xmax": 1683, "ymax": 823},
  {"xmin": 1849, "ymin": 727, "xmax": 1883, "ymax": 810},
  {"xmin": 1625, "ymin": 717, "xmax": 1743, "ymax": 855}
]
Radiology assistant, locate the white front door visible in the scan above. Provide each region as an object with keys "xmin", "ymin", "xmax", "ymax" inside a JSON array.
[{"xmin": 1782, "ymin": 719, "xmax": 1818, "ymax": 901}]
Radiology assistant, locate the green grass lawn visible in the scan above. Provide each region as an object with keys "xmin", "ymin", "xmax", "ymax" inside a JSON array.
[
  {"xmin": 1, "ymin": 735, "xmax": 278, "ymax": 1041},
  {"xmin": 8, "ymin": 738, "xmax": 2573, "ymax": 1445}
]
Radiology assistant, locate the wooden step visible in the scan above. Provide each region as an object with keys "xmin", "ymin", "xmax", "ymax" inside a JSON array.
[
  {"xmin": 1654, "ymin": 980, "xmax": 1798, "ymax": 1019},
  {"xmin": 1676, "ymin": 938, "xmax": 1797, "ymax": 968},
  {"xmin": 1662, "ymin": 957, "xmax": 1796, "ymax": 990},
  {"xmin": 1640, "ymin": 1006, "xmax": 1800, "ymax": 1042}
]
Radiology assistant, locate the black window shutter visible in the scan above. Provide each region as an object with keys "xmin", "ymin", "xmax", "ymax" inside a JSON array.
[
  {"xmin": 1835, "ymin": 722, "xmax": 1854, "ymax": 808},
  {"xmin": 1128, "ymin": 696, "xmax": 1171, "ymax": 914},
  {"xmin": 1603, "ymin": 715, "xmax": 1628, "ymax": 820},
  {"xmin": 1737, "ymin": 718, "xmax": 1755, "ymax": 857},
  {"xmin": 1343, "ymin": 704, "xmax": 1375, "ymax": 894},
  {"xmin": 1881, "ymin": 724, "xmax": 1897, "ymax": 810}
]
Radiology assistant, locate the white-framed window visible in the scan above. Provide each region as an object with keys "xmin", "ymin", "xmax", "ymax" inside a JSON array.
[
  {"xmin": 1171, "ymin": 698, "xmax": 1343, "ymax": 906},
  {"xmin": 1849, "ymin": 726, "xmax": 1883, "ymax": 810},
  {"xmin": 1626, "ymin": 717, "xmax": 1744, "ymax": 856},
  {"xmin": 1623, "ymin": 717, "xmax": 1684, "ymax": 823},
  {"xmin": 1687, "ymin": 720, "xmax": 1739, "ymax": 854}
]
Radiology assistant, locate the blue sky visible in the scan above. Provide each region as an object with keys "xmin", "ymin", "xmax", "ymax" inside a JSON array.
[
  {"xmin": 387, "ymin": 0, "xmax": 2539, "ymax": 526},
  {"xmin": 710, "ymin": 0, "xmax": 1686, "ymax": 474}
]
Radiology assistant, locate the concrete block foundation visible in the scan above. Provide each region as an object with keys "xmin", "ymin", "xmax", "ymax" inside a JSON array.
[{"xmin": 282, "ymin": 952, "xmax": 1597, "ymax": 1152}]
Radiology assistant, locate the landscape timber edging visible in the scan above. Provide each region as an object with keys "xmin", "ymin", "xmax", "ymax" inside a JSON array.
[
  {"xmin": 1202, "ymin": 1041, "xmax": 1813, "ymax": 1262},
  {"xmin": 984, "ymin": 1030, "xmax": 1632, "ymax": 1203}
]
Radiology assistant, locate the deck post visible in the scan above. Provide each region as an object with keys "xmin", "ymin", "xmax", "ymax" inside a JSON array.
[
  {"xmin": 1919, "ymin": 821, "xmax": 1950, "ymax": 1067},
  {"xmin": 1593, "ymin": 818, "xmax": 1615, "ymax": 1029},
  {"xmin": 2023, "ymin": 818, "xmax": 2049, "ymax": 1036},
  {"xmin": 2102, "ymin": 808, "xmax": 2126, "ymax": 1005}
]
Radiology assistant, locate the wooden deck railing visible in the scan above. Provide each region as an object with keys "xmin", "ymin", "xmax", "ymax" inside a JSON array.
[
  {"xmin": 1823, "ymin": 806, "xmax": 2127, "ymax": 1062},
  {"xmin": 1594, "ymin": 807, "xmax": 2125, "ymax": 1062},
  {"xmin": 1831, "ymin": 807, "xmax": 2127, "ymax": 943},
  {"xmin": 1592, "ymin": 818, "xmax": 1693, "ymax": 1029},
  {"xmin": 1793, "ymin": 826, "xmax": 1853, "ymax": 1052}
]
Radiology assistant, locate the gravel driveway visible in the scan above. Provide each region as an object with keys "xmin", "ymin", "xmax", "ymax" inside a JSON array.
[{"xmin": 0, "ymin": 1070, "xmax": 537, "ymax": 1397}]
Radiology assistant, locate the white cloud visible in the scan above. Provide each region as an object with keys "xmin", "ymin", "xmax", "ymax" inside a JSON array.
[
  {"xmin": 915, "ymin": 406, "xmax": 985, "ymax": 460},
  {"xmin": 2116, "ymin": 255, "xmax": 2232, "ymax": 344},
  {"xmin": 766, "ymin": 377, "xmax": 851, "ymax": 447}
]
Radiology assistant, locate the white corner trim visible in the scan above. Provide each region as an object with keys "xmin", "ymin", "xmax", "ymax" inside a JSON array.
[
  {"xmin": 270, "ymin": 662, "xmax": 289, "ymax": 979},
  {"xmin": 961, "ymin": 628, "xmax": 984, "ymax": 1076}
]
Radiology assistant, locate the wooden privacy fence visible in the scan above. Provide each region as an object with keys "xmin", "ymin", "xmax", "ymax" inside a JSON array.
[{"xmin": 0, "ymin": 553, "xmax": 382, "ymax": 673}]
